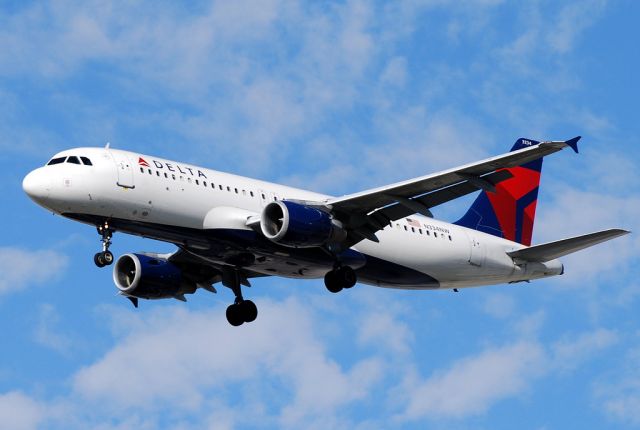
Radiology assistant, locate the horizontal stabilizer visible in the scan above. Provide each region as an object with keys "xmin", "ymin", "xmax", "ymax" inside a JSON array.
[{"xmin": 507, "ymin": 229, "xmax": 630, "ymax": 263}]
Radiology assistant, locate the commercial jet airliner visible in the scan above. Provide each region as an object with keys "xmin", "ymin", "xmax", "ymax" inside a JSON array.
[{"xmin": 23, "ymin": 137, "xmax": 629, "ymax": 326}]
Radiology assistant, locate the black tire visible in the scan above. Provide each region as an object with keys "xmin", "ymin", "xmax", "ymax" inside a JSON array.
[
  {"xmin": 241, "ymin": 300, "xmax": 258, "ymax": 323},
  {"xmin": 94, "ymin": 253, "xmax": 105, "ymax": 268},
  {"xmin": 103, "ymin": 250, "xmax": 114, "ymax": 265},
  {"xmin": 338, "ymin": 266, "xmax": 357, "ymax": 289},
  {"xmin": 226, "ymin": 304, "xmax": 244, "ymax": 326},
  {"xmin": 324, "ymin": 270, "xmax": 342, "ymax": 293}
]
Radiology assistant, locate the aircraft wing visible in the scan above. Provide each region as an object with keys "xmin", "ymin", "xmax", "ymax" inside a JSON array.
[
  {"xmin": 168, "ymin": 248, "xmax": 269, "ymax": 289},
  {"xmin": 325, "ymin": 137, "xmax": 580, "ymax": 244}
]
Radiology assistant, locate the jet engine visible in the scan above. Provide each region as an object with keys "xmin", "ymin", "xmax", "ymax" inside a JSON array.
[
  {"xmin": 112, "ymin": 253, "xmax": 196, "ymax": 299},
  {"xmin": 260, "ymin": 200, "xmax": 346, "ymax": 248}
]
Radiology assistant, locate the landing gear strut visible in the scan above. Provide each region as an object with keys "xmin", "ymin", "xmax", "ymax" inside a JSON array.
[
  {"xmin": 324, "ymin": 265, "xmax": 357, "ymax": 293},
  {"xmin": 94, "ymin": 222, "xmax": 114, "ymax": 268},
  {"xmin": 223, "ymin": 269, "xmax": 257, "ymax": 327}
]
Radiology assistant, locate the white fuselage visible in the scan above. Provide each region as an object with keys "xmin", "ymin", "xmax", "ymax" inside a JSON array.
[{"xmin": 23, "ymin": 147, "xmax": 564, "ymax": 290}]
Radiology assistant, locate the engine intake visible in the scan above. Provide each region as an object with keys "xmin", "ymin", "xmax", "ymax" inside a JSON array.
[
  {"xmin": 260, "ymin": 200, "xmax": 345, "ymax": 248},
  {"xmin": 113, "ymin": 253, "xmax": 192, "ymax": 299}
]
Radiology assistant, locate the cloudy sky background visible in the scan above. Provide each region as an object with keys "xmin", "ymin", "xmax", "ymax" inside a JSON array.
[{"xmin": 1, "ymin": 0, "xmax": 639, "ymax": 428}]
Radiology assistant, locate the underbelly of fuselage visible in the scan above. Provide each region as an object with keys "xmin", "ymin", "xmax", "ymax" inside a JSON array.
[{"xmin": 62, "ymin": 212, "xmax": 442, "ymax": 289}]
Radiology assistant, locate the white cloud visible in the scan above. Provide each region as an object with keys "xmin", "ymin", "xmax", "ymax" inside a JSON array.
[
  {"xmin": 399, "ymin": 341, "xmax": 546, "ymax": 420},
  {"xmin": 0, "ymin": 391, "xmax": 45, "ymax": 430},
  {"xmin": 481, "ymin": 292, "xmax": 516, "ymax": 319},
  {"xmin": 551, "ymin": 328, "xmax": 619, "ymax": 373},
  {"xmin": 73, "ymin": 298, "xmax": 382, "ymax": 428},
  {"xmin": 547, "ymin": 0, "xmax": 608, "ymax": 54},
  {"xmin": 33, "ymin": 304, "xmax": 74, "ymax": 355},
  {"xmin": 380, "ymin": 57, "xmax": 408, "ymax": 87},
  {"xmin": 0, "ymin": 247, "xmax": 69, "ymax": 296},
  {"xmin": 594, "ymin": 344, "xmax": 640, "ymax": 425}
]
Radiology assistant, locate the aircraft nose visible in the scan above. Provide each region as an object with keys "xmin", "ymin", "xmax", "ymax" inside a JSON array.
[{"xmin": 22, "ymin": 169, "xmax": 51, "ymax": 204}]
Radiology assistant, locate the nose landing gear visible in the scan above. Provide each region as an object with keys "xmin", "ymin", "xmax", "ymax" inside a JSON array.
[{"xmin": 94, "ymin": 222, "xmax": 114, "ymax": 268}]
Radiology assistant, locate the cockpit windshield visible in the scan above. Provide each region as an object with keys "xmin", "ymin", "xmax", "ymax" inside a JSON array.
[
  {"xmin": 46, "ymin": 155, "xmax": 93, "ymax": 166},
  {"xmin": 47, "ymin": 157, "xmax": 66, "ymax": 165}
]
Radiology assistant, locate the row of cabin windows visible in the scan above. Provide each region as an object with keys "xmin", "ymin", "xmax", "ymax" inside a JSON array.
[
  {"xmin": 140, "ymin": 167, "xmax": 280, "ymax": 201},
  {"xmin": 47, "ymin": 156, "xmax": 93, "ymax": 166},
  {"xmin": 395, "ymin": 223, "xmax": 453, "ymax": 241}
]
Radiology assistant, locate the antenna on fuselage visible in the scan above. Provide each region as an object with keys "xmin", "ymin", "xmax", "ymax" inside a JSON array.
[{"xmin": 105, "ymin": 142, "xmax": 111, "ymax": 149}]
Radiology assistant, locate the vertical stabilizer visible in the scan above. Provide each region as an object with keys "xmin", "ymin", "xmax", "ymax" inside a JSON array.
[{"xmin": 454, "ymin": 138, "xmax": 545, "ymax": 246}]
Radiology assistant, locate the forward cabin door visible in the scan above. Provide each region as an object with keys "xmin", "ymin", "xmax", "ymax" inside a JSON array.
[{"xmin": 109, "ymin": 150, "xmax": 135, "ymax": 189}]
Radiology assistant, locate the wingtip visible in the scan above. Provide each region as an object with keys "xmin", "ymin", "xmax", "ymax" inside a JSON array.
[{"xmin": 565, "ymin": 136, "xmax": 581, "ymax": 154}]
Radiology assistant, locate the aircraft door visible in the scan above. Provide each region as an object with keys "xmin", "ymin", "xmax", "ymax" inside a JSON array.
[
  {"xmin": 463, "ymin": 230, "xmax": 486, "ymax": 267},
  {"xmin": 109, "ymin": 150, "xmax": 135, "ymax": 189}
]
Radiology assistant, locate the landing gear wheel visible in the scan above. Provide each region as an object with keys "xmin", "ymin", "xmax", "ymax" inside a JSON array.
[
  {"xmin": 338, "ymin": 266, "xmax": 357, "ymax": 289},
  {"xmin": 324, "ymin": 266, "xmax": 357, "ymax": 293},
  {"xmin": 241, "ymin": 300, "xmax": 258, "ymax": 322},
  {"xmin": 223, "ymin": 268, "xmax": 259, "ymax": 326},
  {"xmin": 93, "ymin": 251, "xmax": 114, "ymax": 268},
  {"xmin": 324, "ymin": 270, "xmax": 343, "ymax": 293},
  {"xmin": 102, "ymin": 250, "xmax": 114, "ymax": 265},
  {"xmin": 94, "ymin": 252, "xmax": 106, "ymax": 268},
  {"xmin": 226, "ymin": 300, "xmax": 259, "ymax": 326},
  {"xmin": 226, "ymin": 304, "xmax": 244, "ymax": 327}
]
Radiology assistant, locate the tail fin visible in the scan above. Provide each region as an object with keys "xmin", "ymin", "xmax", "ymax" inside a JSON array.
[{"xmin": 454, "ymin": 138, "xmax": 546, "ymax": 246}]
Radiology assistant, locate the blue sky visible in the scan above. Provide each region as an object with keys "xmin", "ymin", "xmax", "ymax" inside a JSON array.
[{"xmin": 1, "ymin": 1, "xmax": 639, "ymax": 428}]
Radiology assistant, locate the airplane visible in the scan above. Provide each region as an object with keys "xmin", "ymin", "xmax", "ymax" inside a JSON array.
[{"xmin": 22, "ymin": 136, "xmax": 629, "ymax": 326}]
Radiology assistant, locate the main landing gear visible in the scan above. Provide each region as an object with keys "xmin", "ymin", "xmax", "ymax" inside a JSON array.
[
  {"xmin": 94, "ymin": 222, "xmax": 114, "ymax": 268},
  {"xmin": 223, "ymin": 269, "xmax": 257, "ymax": 327},
  {"xmin": 324, "ymin": 265, "xmax": 357, "ymax": 293}
]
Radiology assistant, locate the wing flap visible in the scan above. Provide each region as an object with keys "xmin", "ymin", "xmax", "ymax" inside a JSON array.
[
  {"xmin": 369, "ymin": 169, "xmax": 514, "ymax": 223},
  {"xmin": 507, "ymin": 229, "xmax": 630, "ymax": 263}
]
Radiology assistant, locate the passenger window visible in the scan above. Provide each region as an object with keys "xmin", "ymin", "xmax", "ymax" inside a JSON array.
[
  {"xmin": 80, "ymin": 157, "xmax": 92, "ymax": 166},
  {"xmin": 195, "ymin": 179, "xmax": 199, "ymax": 185},
  {"xmin": 227, "ymin": 186, "xmax": 230, "ymax": 191},
  {"xmin": 156, "ymin": 171, "xmax": 160, "ymax": 176},
  {"xmin": 188, "ymin": 178, "xmax": 192, "ymax": 183},
  {"xmin": 47, "ymin": 157, "xmax": 66, "ymax": 165},
  {"xmin": 67, "ymin": 156, "xmax": 81, "ymax": 164},
  {"xmin": 434, "ymin": 232, "xmax": 438, "ymax": 238},
  {"xmin": 419, "ymin": 229, "xmax": 423, "ymax": 234},
  {"xmin": 250, "ymin": 191, "xmax": 254, "ymax": 197},
  {"xmin": 164, "ymin": 173, "xmax": 168, "ymax": 178},
  {"xmin": 235, "ymin": 188, "xmax": 238, "ymax": 194},
  {"xmin": 203, "ymin": 181, "xmax": 207, "ymax": 187},
  {"xmin": 140, "ymin": 167, "xmax": 145, "ymax": 173},
  {"xmin": 261, "ymin": 193, "xmax": 265, "ymax": 199},
  {"xmin": 148, "ymin": 169, "xmax": 152, "ymax": 175},
  {"xmin": 172, "ymin": 174, "xmax": 176, "ymax": 180},
  {"xmin": 404, "ymin": 226, "xmax": 408, "ymax": 231}
]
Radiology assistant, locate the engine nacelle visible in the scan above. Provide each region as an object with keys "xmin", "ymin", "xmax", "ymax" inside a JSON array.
[
  {"xmin": 113, "ymin": 253, "xmax": 192, "ymax": 300},
  {"xmin": 260, "ymin": 200, "xmax": 346, "ymax": 248}
]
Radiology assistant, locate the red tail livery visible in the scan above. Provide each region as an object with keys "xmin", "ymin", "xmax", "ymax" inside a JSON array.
[{"xmin": 455, "ymin": 137, "xmax": 579, "ymax": 245}]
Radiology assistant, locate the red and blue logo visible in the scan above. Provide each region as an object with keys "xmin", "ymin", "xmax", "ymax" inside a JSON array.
[{"xmin": 455, "ymin": 138, "xmax": 542, "ymax": 246}]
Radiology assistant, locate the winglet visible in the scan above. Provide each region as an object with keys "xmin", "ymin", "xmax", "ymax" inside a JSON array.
[{"xmin": 565, "ymin": 136, "xmax": 581, "ymax": 154}]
